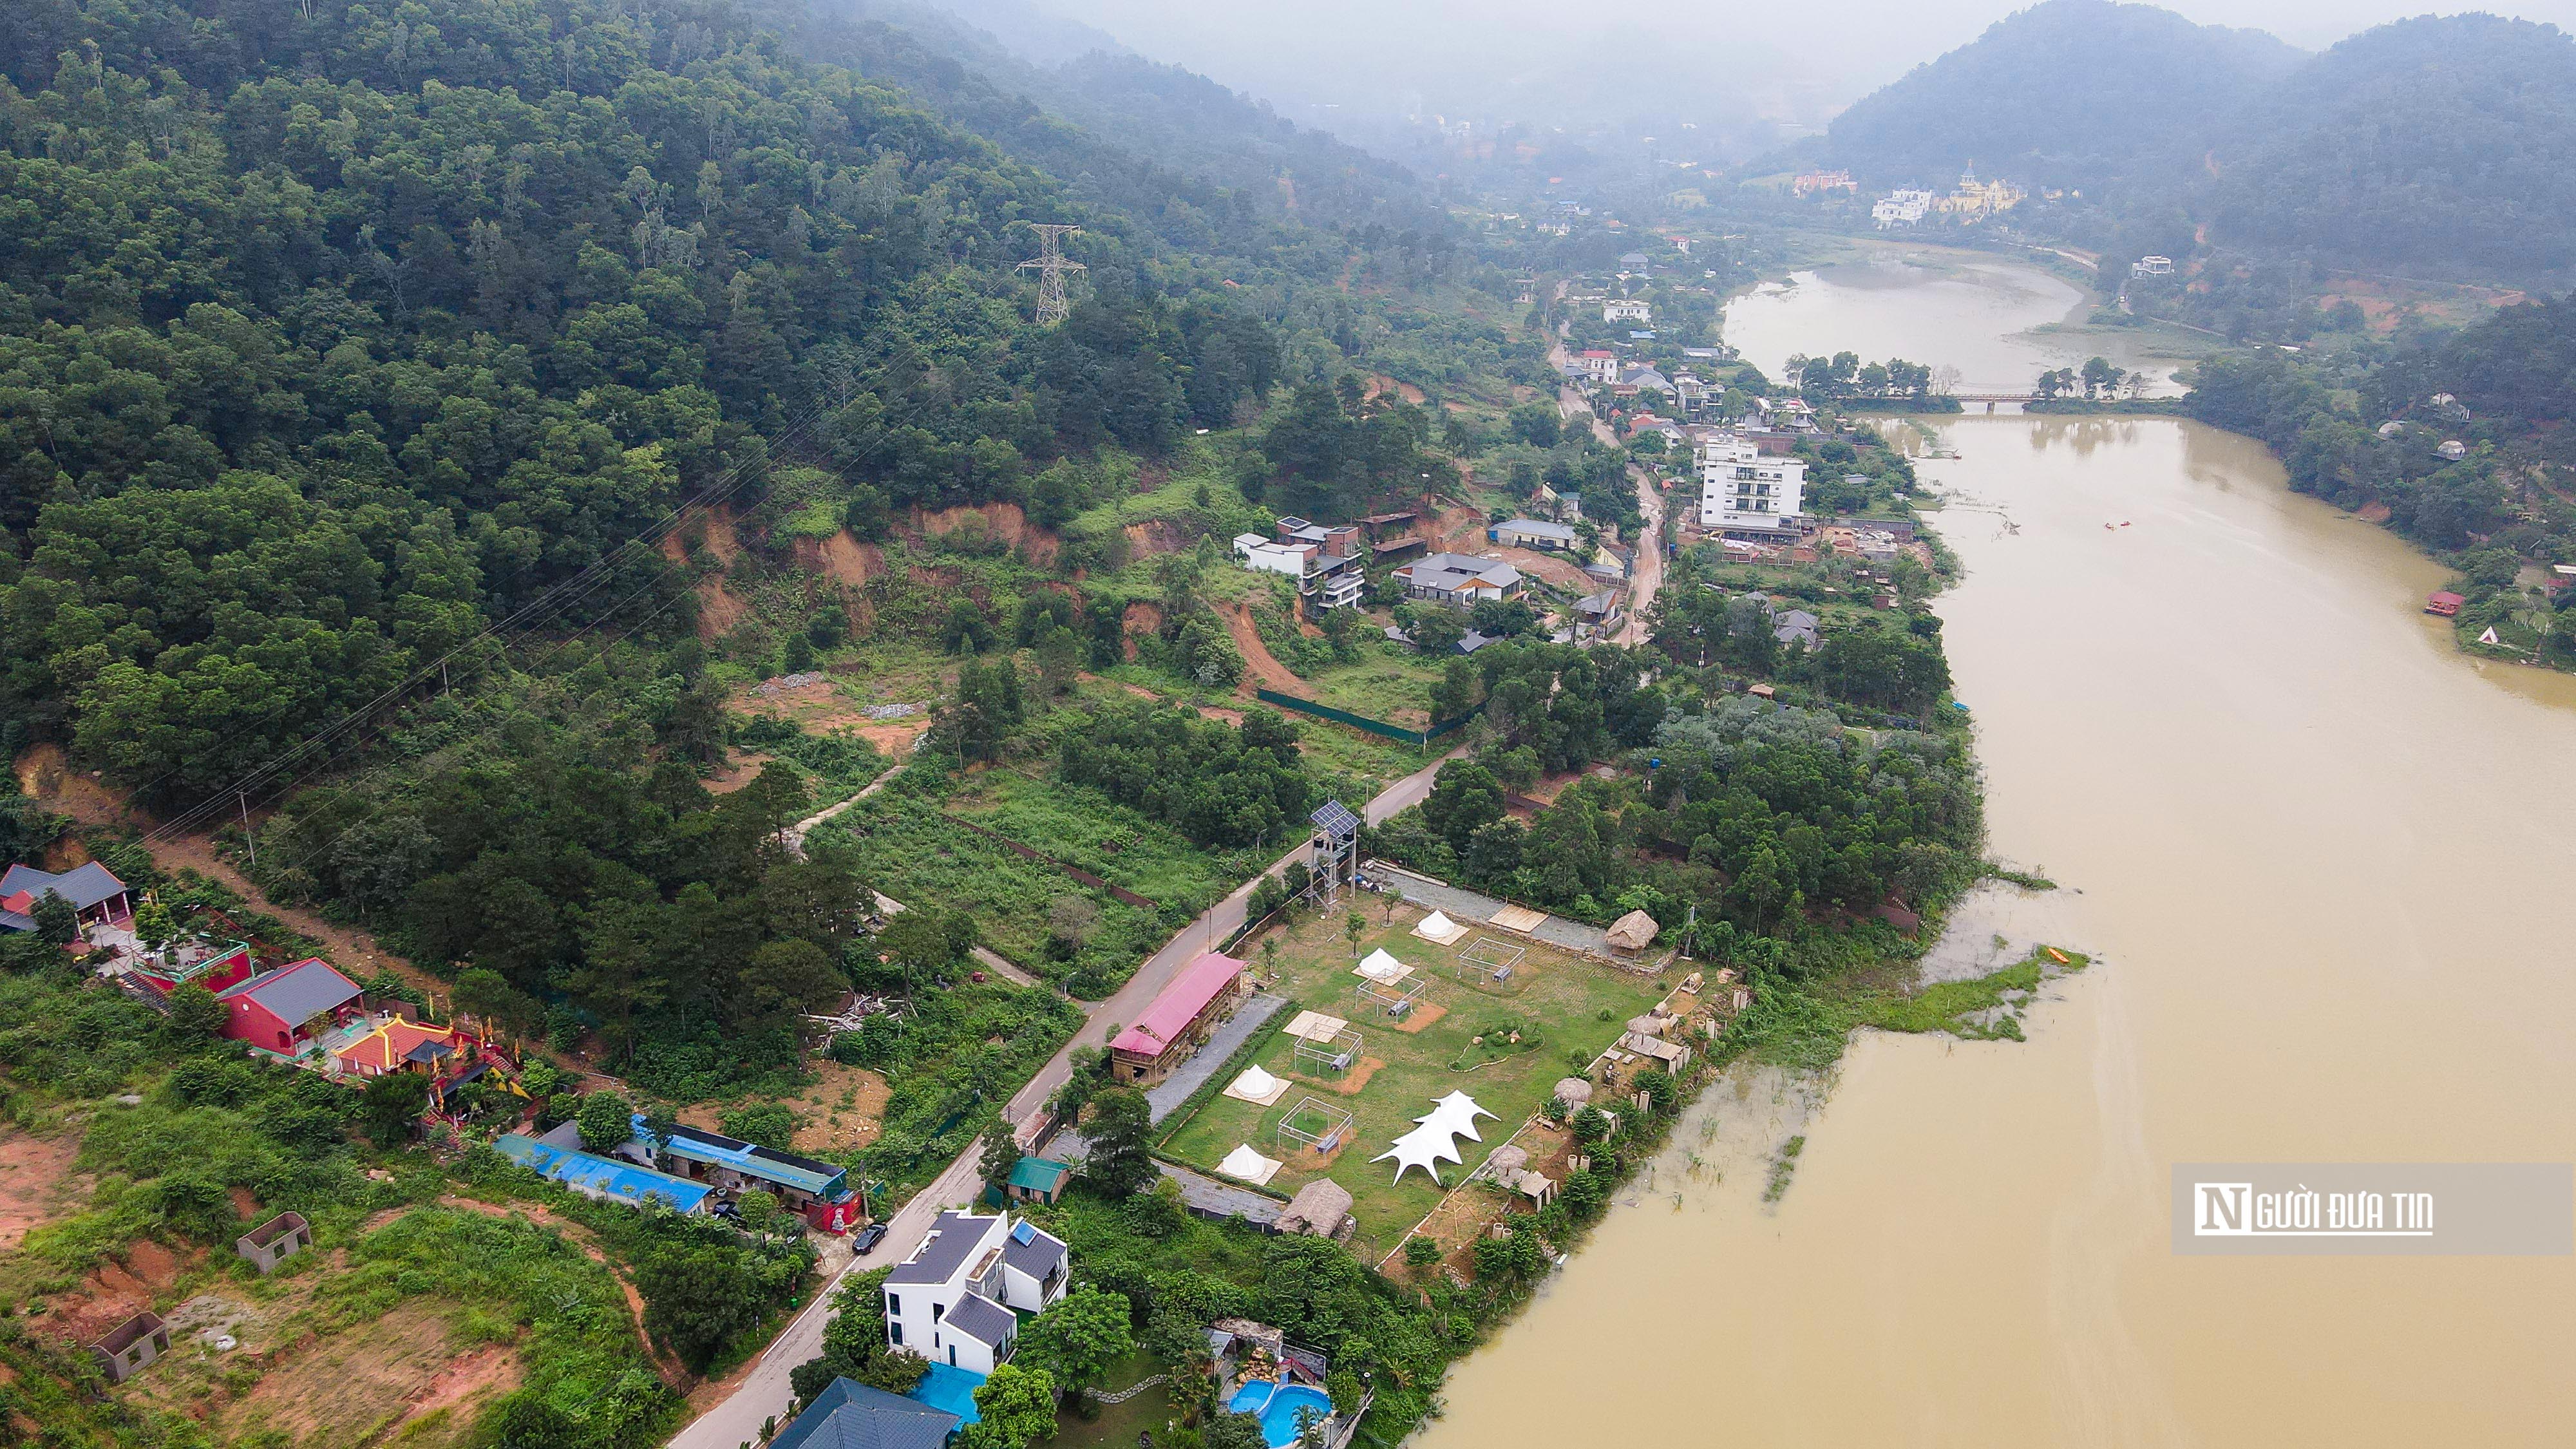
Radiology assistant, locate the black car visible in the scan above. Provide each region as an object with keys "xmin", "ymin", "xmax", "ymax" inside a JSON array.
[{"xmin": 851, "ymin": 1221, "xmax": 889, "ymax": 1254}]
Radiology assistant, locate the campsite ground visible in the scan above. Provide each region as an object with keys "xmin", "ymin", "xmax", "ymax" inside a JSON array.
[{"xmin": 1157, "ymin": 899, "xmax": 1669, "ymax": 1261}]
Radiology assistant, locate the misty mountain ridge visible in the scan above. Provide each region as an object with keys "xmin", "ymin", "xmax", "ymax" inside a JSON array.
[{"xmin": 1797, "ymin": 1, "xmax": 2576, "ymax": 283}]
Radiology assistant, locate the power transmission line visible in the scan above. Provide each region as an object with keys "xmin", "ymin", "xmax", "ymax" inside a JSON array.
[{"xmin": 1014, "ymin": 222, "xmax": 1084, "ymax": 326}]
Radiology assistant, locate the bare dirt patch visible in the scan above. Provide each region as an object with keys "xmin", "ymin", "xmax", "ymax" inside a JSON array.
[
  {"xmin": 1364, "ymin": 375, "xmax": 1427, "ymax": 406},
  {"xmin": 222, "ymin": 1301, "xmax": 516, "ymax": 1449},
  {"xmin": 1389, "ymin": 1002, "xmax": 1448, "ymax": 1034},
  {"xmin": 1122, "ymin": 520, "xmax": 1189, "ymax": 559},
  {"xmin": 1427, "ymin": 502, "xmax": 1488, "ymax": 553},
  {"xmin": 1220, "ymin": 604, "xmax": 1305, "ymax": 697},
  {"xmin": 1289, "ymin": 1057, "xmax": 1385, "ymax": 1097},
  {"xmin": 704, "ymin": 753, "xmax": 775, "ymax": 795},
  {"xmin": 15, "ymin": 743, "xmax": 134, "ymax": 828},
  {"xmin": 0, "ymin": 1128, "xmax": 83, "ymax": 1254},
  {"xmin": 914, "ymin": 502, "xmax": 1057, "ymax": 566},
  {"xmin": 676, "ymin": 1059, "xmax": 891, "ymax": 1160},
  {"xmin": 1119, "ymin": 600, "xmax": 1165, "ymax": 661},
  {"xmin": 792, "ymin": 529, "xmax": 884, "ymax": 587},
  {"xmin": 35, "ymin": 1238, "xmax": 196, "ymax": 1351}
]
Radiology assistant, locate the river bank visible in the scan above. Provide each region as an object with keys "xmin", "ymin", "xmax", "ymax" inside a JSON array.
[{"xmin": 1416, "ymin": 251, "xmax": 2576, "ymax": 1449}]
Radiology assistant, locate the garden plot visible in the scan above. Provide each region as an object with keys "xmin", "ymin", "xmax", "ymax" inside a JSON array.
[{"xmin": 1166, "ymin": 901, "xmax": 1666, "ymax": 1260}]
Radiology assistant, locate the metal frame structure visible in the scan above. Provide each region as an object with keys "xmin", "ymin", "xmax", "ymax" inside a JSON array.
[
  {"xmin": 1276, "ymin": 1095, "xmax": 1356, "ymax": 1156},
  {"xmin": 1308, "ymin": 799, "xmax": 1361, "ymax": 908},
  {"xmin": 1293, "ymin": 1022, "xmax": 1365, "ymax": 1075},
  {"xmin": 1461, "ymin": 936, "xmax": 1526, "ymax": 981},
  {"xmin": 1353, "ymin": 974, "xmax": 1426, "ymax": 1018},
  {"xmin": 1014, "ymin": 223, "xmax": 1085, "ymax": 326}
]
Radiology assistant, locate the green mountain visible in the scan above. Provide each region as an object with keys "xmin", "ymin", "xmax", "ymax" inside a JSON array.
[
  {"xmin": 1803, "ymin": 0, "xmax": 2303, "ymax": 193},
  {"xmin": 0, "ymin": 0, "xmax": 1394, "ymax": 799},
  {"xmin": 2201, "ymin": 15, "xmax": 2576, "ymax": 279}
]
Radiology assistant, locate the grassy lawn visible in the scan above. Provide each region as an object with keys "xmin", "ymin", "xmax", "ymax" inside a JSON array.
[
  {"xmin": 1159, "ymin": 901, "xmax": 1669, "ymax": 1262},
  {"xmin": 1048, "ymin": 1351, "xmax": 1182, "ymax": 1449}
]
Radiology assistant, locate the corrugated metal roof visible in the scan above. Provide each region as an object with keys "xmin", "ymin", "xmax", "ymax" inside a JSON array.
[
  {"xmin": 1110, "ymin": 953, "xmax": 1244, "ymax": 1058},
  {"xmin": 492, "ymin": 1133, "xmax": 712, "ymax": 1214},
  {"xmin": 658, "ymin": 1122, "xmax": 846, "ymax": 1197}
]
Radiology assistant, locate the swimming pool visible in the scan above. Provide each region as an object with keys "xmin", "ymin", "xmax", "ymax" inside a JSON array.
[
  {"xmin": 909, "ymin": 1361, "xmax": 985, "ymax": 1425},
  {"xmin": 1224, "ymin": 1380, "xmax": 1334, "ymax": 1448}
]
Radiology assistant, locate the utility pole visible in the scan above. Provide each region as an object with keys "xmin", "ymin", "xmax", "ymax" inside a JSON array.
[
  {"xmin": 1014, "ymin": 222, "xmax": 1084, "ymax": 326},
  {"xmin": 238, "ymin": 790, "xmax": 256, "ymax": 869}
]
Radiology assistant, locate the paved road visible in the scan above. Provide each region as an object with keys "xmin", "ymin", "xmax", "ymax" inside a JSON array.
[{"xmin": 665, "ymin": 746, "xmax": 1462, "ymax": 1449}]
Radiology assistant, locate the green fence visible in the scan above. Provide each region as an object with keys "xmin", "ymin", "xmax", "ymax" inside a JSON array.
[{"xmin": 1254, "ymin": 688, "xmax": 1474, "ymax": 748}]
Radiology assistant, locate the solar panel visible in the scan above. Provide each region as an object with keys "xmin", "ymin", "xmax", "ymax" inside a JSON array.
[{"xmin": 1309, "ymin": 799, "xmax": 1360, "ymax": 841}]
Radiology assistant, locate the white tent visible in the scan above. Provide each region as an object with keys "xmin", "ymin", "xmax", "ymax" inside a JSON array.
[
  {"xmin": 1411, "ymin": 911, "xmax": 1468, "ymax": 945},
  {"xmin": 1224, "ymin": 1064, "xmax": 1289, "ymax": 1106},
  {"xmin": 1218, "ymin": 1143, "xmax": 1283, "ymax": 1186},
  {"xmin": 1412, "ymin": 1090, "xmax": 1497, "ymax": 1142},
  {"xmin": 1353, "ymin": 949, "xmax": 1411, "ymax": 983},
  {"xmin": 1372, "ymin": 1092, "xmax": 1495, "ymax": 1185}
]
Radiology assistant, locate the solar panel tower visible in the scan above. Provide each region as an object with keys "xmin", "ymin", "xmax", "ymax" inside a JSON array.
[{"xmin": 1309, "ymin": 799, "xmax": 1361, "ymax": 906}]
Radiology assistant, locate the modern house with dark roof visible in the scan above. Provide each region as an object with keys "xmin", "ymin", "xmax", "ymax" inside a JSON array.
[
  {"xmin": 772, "ymin": 1377, "xmax": 960, "ymax": 1449},
  {"xmin": 217, "ymin": 958, "xmax": 365, "ymax": 1056},
  {"xmin": 0, "ymin": 861, "xmax": 131, "ymax": 933},
  {"xmin": 1107, "ymin": 951, "xmax": 1248, "ymax": 1086},
  {"xmin": 884, "ymin": 1211, "xmax": 1070, "ymax": 1375}
]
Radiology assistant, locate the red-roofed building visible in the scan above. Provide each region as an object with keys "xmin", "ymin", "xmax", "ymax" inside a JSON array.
[
  {"xmin": 218, "ymin": 958, "xmax": 364, "ymax": 1055},
  {"xmin": 2425, "ymin": 591, "xmax": 2466, "ymax": 617},
  {"xmin": 1109, "ymin": 952, "xmax": 1249, "ymax": 1086},
  {"xmin": 330, "ymin": 1018, "xmax": 464, "ymax": 1079}
]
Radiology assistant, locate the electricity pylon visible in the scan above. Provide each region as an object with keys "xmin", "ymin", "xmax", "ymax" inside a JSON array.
[{"xmin": 1014, "ymin": 222, "xmax": 1084, "ymax": 326}]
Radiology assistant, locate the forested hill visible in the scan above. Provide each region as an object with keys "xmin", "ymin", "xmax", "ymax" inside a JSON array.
[
  {"xmin": 2200, "ymin": 15, "xmax": 2576, "ymax": 281},
  {"xmin": 1802, "ymin": 0, "xmax": 2301, "ymax": 194},
  {"xmin": 2185, "ymin": 292, "xmax": 2576, "ymax": 662},
  {"xmin": 762, "ymin": 0, "xmax": 1455, "ymax": 240},
  {"xmin": 1795, "ymin": 2, "xmax": 2576, "ymax": 285},
  {"xmin": 0, "ymin": 0, "xmax": 1365, "ymax": 801}
]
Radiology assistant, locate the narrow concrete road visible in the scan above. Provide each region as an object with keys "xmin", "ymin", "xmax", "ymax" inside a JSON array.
[
  {"xmin": 665, "ymin": 746, "xmax": 1463, "ymax": 1449},
  {"xmin": 1621, "ymin": 466, "xmax": 1668, "ymax": 647},
  {"xmin": 782, "ymin": 763, "xmax": 904, "ymax": 858}
]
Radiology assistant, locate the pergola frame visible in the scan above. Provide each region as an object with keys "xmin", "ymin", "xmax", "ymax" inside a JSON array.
[
  {"xmin": 1293, "ymin": 1023, "xmax": 1364, "ymax": 1074},
  {"xmin": 1461, "ymin": 936, "xmax": 1526, "ymax": 981},
  {"xmin": 1353, "ymin": 974, "xmax": 1425, "ymax": 1018},
  {"xmin": 1277, "ymin": 1095, "xmax": 1356, "ymax": 1155}
]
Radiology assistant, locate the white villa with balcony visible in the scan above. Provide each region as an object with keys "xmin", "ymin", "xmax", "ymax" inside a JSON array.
[{"xmin": 884, "ymin": 1211, "xmax": 1070, "ymax": 1375}]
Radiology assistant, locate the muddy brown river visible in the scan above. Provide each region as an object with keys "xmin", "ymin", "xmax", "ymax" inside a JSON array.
[{"xmin": 1417, "ymin": 251, "xmax": 2576, "ymax": 1446}]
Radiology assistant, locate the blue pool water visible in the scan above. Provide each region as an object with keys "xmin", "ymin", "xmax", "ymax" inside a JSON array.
[
  {"xmin": 909, "ymin": 1361, "xmax": 985, "ymax": 1425},
  {"xmin": 1224, "ymin": 1381, "xmax": 1333, "ymax": 1448}
]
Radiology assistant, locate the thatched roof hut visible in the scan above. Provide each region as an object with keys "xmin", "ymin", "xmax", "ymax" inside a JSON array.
[
  {"xmin": 1552, "ymin": 1077, "xmax": 1593, "ymax": 1107},
  {"xmin": 1604, "ymin": 909, "xmax": 1660, "ymax": 954},
  {"xmin": 1276, "ymin": 1178, "xmax": 1356, "ymax": 1239},
  {"xmin": 1625, "ymin": 1013, "xmax": 1669, "ymax": 1037},
  {"xmin": 1482, "ymin": 1144, "xmax": 1529, "ymax": 1179}
]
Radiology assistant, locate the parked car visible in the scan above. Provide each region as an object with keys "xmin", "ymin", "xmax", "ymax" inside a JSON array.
[{"xmin": 851, "ymin": 1221, "xmax": 889, "ymax": 1253}]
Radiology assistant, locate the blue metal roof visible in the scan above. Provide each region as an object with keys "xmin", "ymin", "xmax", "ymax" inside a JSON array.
[
  {"xmin": 493, "ymin": 1134, "xmax": 713, "ymax": 1215},
  {"xmin": 647, "ymin": 1120, "xmax": 846, "ymax": 1197}
]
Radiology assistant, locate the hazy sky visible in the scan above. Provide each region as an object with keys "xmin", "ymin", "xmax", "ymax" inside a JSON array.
[{"xmin": 1028, "ymin": 0, "xmax": 2576, "ymax": 121}]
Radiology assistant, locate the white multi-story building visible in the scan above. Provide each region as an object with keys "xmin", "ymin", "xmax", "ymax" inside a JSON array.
[
  {"xmin": 884, "ymin": 1211, "xmax": 1070, "ymax": 1375},
  {"xmin": 1696, "ymin": 433, "xmax": 1806, "ymax": 538},
  {"xmin": 1603, "ymin": 298, "xmax": 1651, "ymax": 323},
  {"xmin": 1871, "ymin": 188, "xmax": 1935, "ymax": 229}
]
